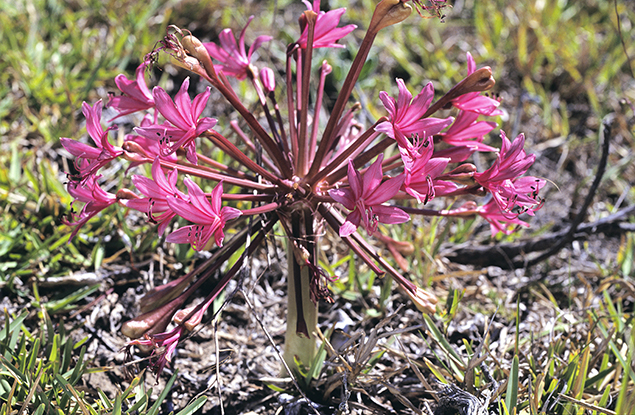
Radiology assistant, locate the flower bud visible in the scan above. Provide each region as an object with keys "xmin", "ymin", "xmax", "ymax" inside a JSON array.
[
  {"xmin": 122, "ymin": 141, "xmax": 151, "ymax": 159},
  {"xmin": 321, "ymin": 60, "xmax": 332, "ymax": 76},
  {"xmin": 369, "ymin": 0, "xmax": 412, "ymax": 34},
  {"xmin": 181, "ymin": 34, "xmax": 204, "ymax": 56},
  {"xmin": 438, "ymin": 163, "xmax": 477, "ymax": 184},
  {"xmin": 260, "ymin": 67, "xmax": 276, "ymax": 93},
  {"xmin": 121, "ymin": 293, "xmax": 188, "ymax": 339},
  {"xmin": 116, "ymin": 188, "xmax": 139, "ymax": 200},
  {"xmin": 181, "ymin": 34, "xmax": 217, "ymax": 80},
  {"xmin": 458, "ymin": 67, "xmax": 496, "ymax": 95}
]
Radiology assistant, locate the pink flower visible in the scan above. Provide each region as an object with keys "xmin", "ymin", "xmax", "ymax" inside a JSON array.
[
  {"xmin": 402, "ymin": 138, "xmax": 457, "ymax": 203},
  {"xmin": 297, "ymin": 0, "xmax": 357, "ymax": 49},
  {"xmin": 449, "ymin": 200, "xmax": 529, "ymax": 237},
  {"xmin": 166, "ymin": 179, "xmax": 242, "ymax": 251},
  {"xmin": 60, "ymin": 101, "xmax": 122, "ymax": 180},
  {"xmin": 124, "ymin": 158, "xmax": 188, "ymax": 236},
  {"xmin": 107, "ymin": 61, "xmax": 155, "ymax": 121},
  {"xmin": 452, "ymin": 53, "xmax": 502, "ymax": 116},
  {"xmin": 150, "ymin": 78, "xmax": 217, "ymax": 164},
  {"xmin": 375, "ymin": 79, "xmax": 452, "ymax": 153},
  {"xmin": 476, "ymin": 199, "xmax": 530, "ymax": 236},
  {"xmin": 474, "ymin": 131, "xmax": 545, "ymax": 215},
  {"xmin": 439, "ymin": 110, "xmax": 498, "ymax": 152},
  {"xmin": 203, "ymin": 16, "xmax": 272, "ymax": 80},
  {"xmin": 329, "ymin": 154, "xmax": 409, "ymax": 237},
  {"xmin": 123, "ymin": 115, "xmax": 178, "ymax": 168},
  {"xmin": 63, "ymin": 175, "xmax": 117, "ymax": 240}
]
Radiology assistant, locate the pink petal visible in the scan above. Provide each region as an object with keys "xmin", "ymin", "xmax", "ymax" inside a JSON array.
[
  {"xmin": 378, "ymin": 91, "xmax": 396, "ymax": 118},
  {"xmin": 361, "ymin": 154, "xmax": 384, "ymax": 199},
  {"xmin": 167, "ymin": 196, "xmax": 212, "ymax": 224},
  {"xmin": 346, "ymin": 160, "xmax": 362, "ymax": 199},
  {"xmin": 329, "ymin": 188, "xmax": 355, "ymax": 210},
  {"xmin": 60, "ymin": 138, "xmax": 101, "ymax": 159},
  {"xmin": 466, "ymin": 52, "xmax": 475, "ymax": 75},
  {"xmin": 210, "ymin": 181, "xmax": 223, "ymax": 213},
  {"xmin": 372, "ymin": 205, "xmax": 410, "ymax": 225},
  {"xmin": 374, "ymin": 120, "xmax": 395, "ymax": 139},
  {"xmin": 339, "ymin": 209, "xmax": 361, "ymax": 237},
  {"xmin": 82, "ymin": 101, "xmax": 105, "ymax": 147},
  {"xmin": 183, "ymin": 178, "xmax": 217, "ymax": 219},
  {"xmin": 191, "ymin": 87, "xmax": 211, "ymax": 120},
  {"xmin": 132, "ymin": 175, "xmax": 163, "ymax": 199},
  {"xmin": 153, "ymin": 87, "xmax": 190, "ymax": 131},
  {"xmin": 402, "ymin": 82, "xmax": 434, "ymax": 125},
  {"xmin": 395, "ymin": 79, "xmax": 413, "ymax": 121},
  {"xmin": 174, "ymin": 78, "xmax": 193, "ymax": 124},
  {"xmin": 365, "ymin": 174, "xmax": 404, "ymax": 206}
]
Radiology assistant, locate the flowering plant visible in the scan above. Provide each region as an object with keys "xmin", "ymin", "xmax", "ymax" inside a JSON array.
[{"xmin": 61, "ymin": 0, "xmax": 544, "ymax": 376}]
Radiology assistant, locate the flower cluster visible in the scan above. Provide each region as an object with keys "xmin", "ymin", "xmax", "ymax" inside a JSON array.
[{"xmin": 61, "ymin": 0, "xmax": 544, "ymax": 373}]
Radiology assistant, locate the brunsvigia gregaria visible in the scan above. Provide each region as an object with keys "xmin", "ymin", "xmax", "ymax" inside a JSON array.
[{"xmin": 61, "ymin": 0, "xmax": 544, "ymax": 376}]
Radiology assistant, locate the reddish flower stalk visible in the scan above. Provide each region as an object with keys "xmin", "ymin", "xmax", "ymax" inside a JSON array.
[{"xmin": 61, "ymin": 0, "xmax": 545, "ymax": 377}]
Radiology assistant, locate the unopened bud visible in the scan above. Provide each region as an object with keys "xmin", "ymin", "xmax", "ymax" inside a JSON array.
[
  {"xmin": 321, "ymin": 60, "xmax": 333, "ymax": 76},
  {"xmin": 458, "ymin": 67, "xmax": 495, "ymax": 95},
  {"xmin": 169, "ymin": 55, "xmax": 207, "ymax": 79},
  {"xmin": 116, "ymin": 188, "xmax": 139, "ymax": 200},
  {"xmin": 260, "ymin": 67, "xmax": 276, "ymax": 93},
  {"xmin": 121, "ymin": 294, "xmax": 188, "ymax": 339},
  {"xmin": 438, "ymin": 163, "xmax": 477, "ymax": 184},
  {"xmin": 182, "ymin": 34, "xmax": 217, "ymax": 80},
  {"xmin": 369, "ymin": 0, "xmax": 412, "ymax": 34},
  {"xmin": 122, "ymin": 141, "xmax": 151, "ymax": 159},
  {"xmin": 181, "ymin": 35, "xmax": 204, "ymax": 57}
]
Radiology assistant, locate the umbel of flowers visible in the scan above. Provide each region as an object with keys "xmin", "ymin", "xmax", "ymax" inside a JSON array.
[{"xmin": 61, "ymin": 0, "xmax": 544, "ymax": 376}]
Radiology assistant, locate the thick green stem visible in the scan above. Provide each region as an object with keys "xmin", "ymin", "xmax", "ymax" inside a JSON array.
[{"xmin": 282, "ymin": 209, "xmax": 318, "ymax": 375}]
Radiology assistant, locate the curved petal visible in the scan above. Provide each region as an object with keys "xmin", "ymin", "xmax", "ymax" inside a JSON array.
[
  {"xmin": 210, "ymin": 181, "xmax": 224, "ymax": 213},
  {"xmin": 248, "ymin": 35, "xmax": 273, "ymax": 59},
  {"xmin": 365, "ymin": 174, "xmax": 404, "ymax": 205},
  {"xmin": 191, "ymin": 87, "xmax": 211, "ymax": 119},
  {"xmin": 82, "ymin": 101, "xmax": 105, "ymax": 147},
  {"xmin": 346, "ymin": 160, "xmax": 362, "ymax": 200},
  {"xmin": 183, "ymin": 178, "xmax": 217, "ymax": 219},
  {"xmin": 132, "ymin": 175, "xmax": 163, "ymax": 199},
  {"xmin": 329, "ymin": 188, "xmax": 355, "ymax": 210},
  {"xmin": 173, "ymin": 78, "xmax": 193, "ymax": 124},
  {"xmin": 374, "ymin": 120, "xmax": 395, "ymax": 139},
  {"xmin": 395, "ymin": 79, "xmax": 413, "ymax": 122},
  {"xmin": 339, "ymin": 209, "xmax": 361, "ymax": 237},
  {"xmin": 153, "ymin": 86, "xmax": 190, "ymax": 131},
  {"xmin": 378, "ymin": 91, "xmax": 396, "ymax": 118},
  {"xmin": 372, "ymin": 205, "xmax": 410, "ymax": 225},
  {"xmin": 361, "ymin": 154, "xmax": 384, "ymax": 199}
]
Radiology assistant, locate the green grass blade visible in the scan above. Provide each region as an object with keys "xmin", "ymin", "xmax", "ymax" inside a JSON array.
[
  {"xmin": 147, "ymin": 371, "xmax": 178, "ymax": 415},
  {"xmin": 505, "ymin": 354, "xmax": 519, "ymax": 415},
  {"xmin": 174, "ymin": 396, "xmax": 207, "ymax": 415}
]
